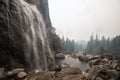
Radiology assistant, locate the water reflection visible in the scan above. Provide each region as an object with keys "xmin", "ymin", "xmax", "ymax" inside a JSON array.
[{"xmin": 56, "ymin": 55, "xmax": 89, "ymax": 71}]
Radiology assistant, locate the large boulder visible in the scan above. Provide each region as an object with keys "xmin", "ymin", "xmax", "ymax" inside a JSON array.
[
  {"xmin": 78, "ymin": 55, "xmax": 90, "ymax": 62},
  {"xmin": 61, "ymin": 66, "xmax": 82, "ymax": 75},
  {"xmin": 89, "ymin": 59, "xmax": 101, "ymax": 67},
  {"xmin": 3, "ymin": 68, "xmax": 27, "ymax": 80},
  {"xmin": 7, "ymin": 68, "xmax": 24, "ymax": 77},
  {"xmin": 56, "ymin": 53, "xmax": 65, "ymax": 59},
  {"xmin": 17, "ymin": 71, "xmax": 27, "ymax": 79},
  {"xmin": 27, "ymin": 66, "xmax": 84, "ymax": 80},
  {"xmin": 55, "ymin": 66, "xmax": 84, "ymax": 80}
]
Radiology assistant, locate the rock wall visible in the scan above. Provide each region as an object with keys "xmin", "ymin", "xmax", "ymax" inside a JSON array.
[
  {"xmin": 0, "ymin": 0, "xmax": 55, "ymax": 72},
  {"xmin": 25, "ymin": 0, "xmax": 52, "ymax": 28},
  {"xmin": 25, "ymin": 0, "xmax": 64, "ymax": 53}
]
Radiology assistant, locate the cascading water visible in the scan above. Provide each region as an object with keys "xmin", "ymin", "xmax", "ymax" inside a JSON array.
[
  {"xmin": 0, "ymin": 0, "xmax": 54, "ymax": 73},
  {"xmin": 21, "ymin": 0, "xmax": 55, "ymax": 73}
]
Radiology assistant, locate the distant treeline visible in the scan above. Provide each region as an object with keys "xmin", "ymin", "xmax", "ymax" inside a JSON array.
[
  {"xmin": 60, "ymin": 36, "xmax": 86, "ymax": 52},
  {"xmin": 60, "ymin": 35, "xmax": 120, "ymax": 55},
  {"xmin": 86, "ymin": 35, "xmax": 120, "ymax": 55}
]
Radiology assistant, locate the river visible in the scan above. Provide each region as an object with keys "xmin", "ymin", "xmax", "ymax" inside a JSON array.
[{"xmin": 56, "ymin": 55, "xmax": 89, "ymax": 71}]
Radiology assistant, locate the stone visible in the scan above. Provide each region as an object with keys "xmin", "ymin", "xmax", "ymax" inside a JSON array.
[
  {"xmin": 107, "ymin": 70, "xmax": 119, "ymax": 80},
  {"xmin": 78, "ymin": 55, "xmax": 91, "ymax": 62},
  {"xmin": 17, "ymin": 71, "xmax": 27, "ymax": 79},
  {"xmin": 0, "ymin": 68, "xmax": 5, "ymax": 79},
  {"xmin": 84, "ymin": 65, "xmax": 104, "ymax": 80},
  {"xmin": 27, "ymin": 66, "xmax": 84, "ymax": 80},
  {"xmin": 89, "ymin": 59, "xmax": 101, "ymax": 66},
  {"xmin": 7, "ymin": 68, "xmax": 24, "ymax": 77},
  {"xmin": 62, "ymin": 74, "xmax": 84, "ymax": 80},
  {"xmin": 61, "ymin": 66, "xmax": 82, "ymax": 75},
  {"xmin": 55, "ymin": 65, "xmax": 62, "ymax": 72},
  {"xmin": 28, "ymin": 72, "xmax": 55, "ymax": 80},
  {"xmin": 56, "ymin": 53, "xmax": 65, "ymax": 59}
]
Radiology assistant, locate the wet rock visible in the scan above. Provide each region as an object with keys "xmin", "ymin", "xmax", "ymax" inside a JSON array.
[
  {"xmin": 71, "ymin": 54, "xmax": 78, "ymax": 58},
  {"xmin": 57, "ymin": 66, "xmax": 84, "ymax": 80},
  {"xmin": 90, "ymin": 56, "xmax": 100, "ymax": 61},
  {"xmin": 56, "ymin": 53, "xmax": 65, "ymax": 59},
  {"xmin": 17, "ymin": 71, "xmax": 27, "ymax": 79},
  {"xmin": 89, "ymin": 59, "xmax": 101, "ymax": 67},
  {"xmin": 94, "ymin": 70, "xmax": 119, "ymax": 80},
  {"xmin": 107, "ymin": 70, "xmax": 119, "ymax": 79},
  {"xmin": 27, "ymin": 66, "xmax": 84, "ymax": 80},
  {"xmin": 0, "ymin": 68, "xmax": 5, "ymax": 79},
  {"xmin": 84, "ymin": 65, "xmax": 104, "ymax": 80},
  {"xmin": 62, "ymin": 74, "xmax": 84, "ymax": 80},
  {"xmin": 7, "ymin": 68, "xmax": 24, "ymax": 77},
  {"xmin": 83, "ymin": 55, "xmax": 120, "ymax": 80},
  {"xmin": 61, "ymin": 63, "xmax": 70, "ymax": 68},
  {"xmin": 61, "ymin": 66, "xmax": 82, "ymax": 75},
  {"xmin": 78, "ymin": 55, "xmax": 89, "ymax": 62},
  {"xmin": 55, "ymin": 65, "xmax": 62, "ymax": 72},
  {"xmin": 115, "ymin": 63, "xmax": 120, "ymax": 72},
  {"xmin": 28, "ymin": 72, "xmax": 55, "ymax": 80}
]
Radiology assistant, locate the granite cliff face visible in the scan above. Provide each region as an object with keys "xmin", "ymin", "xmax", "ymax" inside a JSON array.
[
  {"xmin": 0, "ymin": 0, "xmax": 56, "ymax": 73},
  {"xmin": 25, "ymin": 0, "xmax": 63, "ymax": 53},
  {"xmin": 25, "ymin": 0, "xmax": 52, "ymax": 28}
]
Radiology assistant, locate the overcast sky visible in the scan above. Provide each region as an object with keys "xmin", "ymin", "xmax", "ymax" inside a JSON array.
[{"xmin": 49, "ymin": 0, "xmax": 120, "ymax": 41}]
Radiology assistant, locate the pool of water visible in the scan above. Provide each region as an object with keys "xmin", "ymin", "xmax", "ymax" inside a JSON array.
[{"xmin": 56, "ymin": 55, "xmax": 89, "ymax": 71}]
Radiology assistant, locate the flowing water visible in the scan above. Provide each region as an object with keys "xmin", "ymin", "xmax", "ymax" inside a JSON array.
[
  {"xmin": 20, "ymin": 0, "xmax": 54, "ymax": 73},
  {"xmin": 56, "ymin": 55, "xmax": 89, "ymax": 71},
  {"xmin": 2, "ymin": 0, "xmax": 54, "ymax": 73}
]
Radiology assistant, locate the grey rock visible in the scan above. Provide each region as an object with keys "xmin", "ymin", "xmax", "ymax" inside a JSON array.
[
  {"xmin": 56, "ymin": 53, "xmax": 65, "ymax": 59},
  {"xmin": 0, "ymin": 68, "xmax": 5, "ymax": 79},
  {"xmin": 7, "ymin": 68, "xmax": 24, "ymax": 76},
  {"xmin": 17, "ymin": 71, "xmax": 27, "ymax": 79}
]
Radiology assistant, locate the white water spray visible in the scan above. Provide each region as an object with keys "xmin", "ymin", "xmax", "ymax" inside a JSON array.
[{"xmin": 18, "ymin": 0, "xmax": 54, "ymax": 73}]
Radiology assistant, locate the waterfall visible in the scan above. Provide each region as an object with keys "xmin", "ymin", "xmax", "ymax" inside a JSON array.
[
  {"xmin": 0, "ymin": 0, "xmax": 54, "ymax": 73},
  {"xmin": 20, "ymin": 0, "xmax": 54, "ymax": 73}
]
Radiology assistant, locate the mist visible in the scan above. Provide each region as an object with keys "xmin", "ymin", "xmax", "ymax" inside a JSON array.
[{"xmin": 49, "ymin": 0, "xmax": 120, "ymax": 41}]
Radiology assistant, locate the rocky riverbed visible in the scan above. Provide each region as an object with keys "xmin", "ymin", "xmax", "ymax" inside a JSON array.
[{"xmin": 0, "ymin": 54, "xmax": 120, "ymax": 80}]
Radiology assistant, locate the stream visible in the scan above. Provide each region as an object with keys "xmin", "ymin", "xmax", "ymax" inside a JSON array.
[{"xmin": 56, "ymin": 55, "xmax": 89, "ymax": 71}]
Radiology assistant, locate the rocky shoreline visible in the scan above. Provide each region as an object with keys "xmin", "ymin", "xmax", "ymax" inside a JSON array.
[{"xmin": 0, "ymin": 54, "xmax": 120, "ymax": 80}]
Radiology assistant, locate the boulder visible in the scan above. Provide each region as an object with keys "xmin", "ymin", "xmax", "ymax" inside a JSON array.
[
  {"xmin": 78, "ymin": 55, "xmax": 88, "ymax": 62},
  {"xmin": 17, "ymin": 71, "xmax": 27, "ymax": 79},
  {"xmin": 61, "ymin": 66, "xmax": 82, "ymax": 75},
  {"xmin": 27, "ymin": 72, "xmax": 55, "ymax": 80},
  {"xmin": 56, "ymin": 53, "xmax": 65, "ymax": 59},
  {"xmin": 55, "ymin": 66, "xmax": 84, "ymax": 80},
  {"xmin": 62, "ymin": 74, "xmax": 84, "ymax": 80},
  {"xmin": 94, "ymin": 70, "xmax": 119, "ymax": 80},
  {"xmin": 0, "ymin": 68, "xmax": 5, "ymax": 79},
  {"xmin": 89, "ymin": 59, "xmax": 101, "ymax": 66},
  {"xmin": 7, "ymin": 68, "xmax": 24, "ymax": 77},
  {"xmin": 84, "ymin": 65, "xmax": 104, "ymax": 79},
  {"xmin": 55, "ymin": 65, "xmax": 62, "ymax": 72},
  {"xmin": 27, "ymin": 66, "xmax": 84, "ymax": 80},
  {"xmin": 107, "ymin": 70, "xmax": 119, "ymax": 79}
]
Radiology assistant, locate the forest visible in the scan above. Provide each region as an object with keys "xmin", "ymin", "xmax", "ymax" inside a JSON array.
[{"xmin": 61, "ymin": 35, "xmax": 120, "ymax": 56}]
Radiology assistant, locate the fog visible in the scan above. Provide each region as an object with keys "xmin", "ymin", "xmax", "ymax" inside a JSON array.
[{"xmin": 49, "ymin": 0, "xmax": 120, "ymax": 41}]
